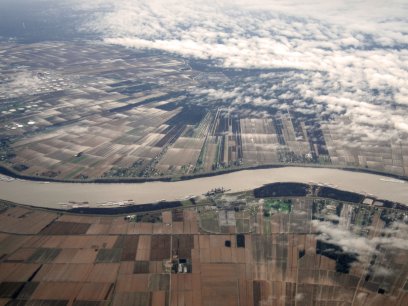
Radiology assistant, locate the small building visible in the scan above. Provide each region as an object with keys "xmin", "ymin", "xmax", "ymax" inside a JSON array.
[{"xmin": 171, "ymin": 258, "xmax": 192, "ymax": 274}]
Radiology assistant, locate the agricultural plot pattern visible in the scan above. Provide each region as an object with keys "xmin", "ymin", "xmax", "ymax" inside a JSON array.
[
  {"xmin": 0, "ymin": 189, "xmax": 408, "ymax": 306},
  {"xmin": 0, "ymin": 42, "xmax": 407, "ymax": 180}
]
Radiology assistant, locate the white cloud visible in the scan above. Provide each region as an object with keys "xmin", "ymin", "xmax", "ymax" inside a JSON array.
[
  {"xmin": 0, "ymin": 71, "xmax": 44, "ymax": 98},
  {"xmin": 71, "ymin": 0, "xmax": 408, "ymax": 147},
  {"xmin": 313, "ymin": 219, "xmax": 408, "ymax": 261},
  {"xmin": 374, "ymin": 266, "xmax": 394, "ymax": 277}
]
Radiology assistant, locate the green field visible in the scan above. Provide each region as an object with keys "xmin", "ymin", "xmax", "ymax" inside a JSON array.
[{"xmin": 263, "ymin": 199, "xmax": 292, "ymax": 216}]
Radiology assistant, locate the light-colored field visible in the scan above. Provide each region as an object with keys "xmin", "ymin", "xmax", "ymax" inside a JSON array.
[
  {"xmin": 240, "ymin": 118, "xmax": 281, "ymax": 164},
  {"xmin": 9, "ymin": 105, "xmax": 182, "ymax": 179}
]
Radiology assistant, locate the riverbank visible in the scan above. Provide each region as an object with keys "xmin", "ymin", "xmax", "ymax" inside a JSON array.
[{"xmin": 0, "ymin": 162, "xmax": 407, "ymax": 184}]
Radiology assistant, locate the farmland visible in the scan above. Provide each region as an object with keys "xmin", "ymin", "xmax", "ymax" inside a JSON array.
[
  {"xmin": 1, "ymin": 187, "xmax": 408, "ymax": 306},
  {"xmin": 1, "ymin": 42, "xmax": 407, "ymax": 181}
]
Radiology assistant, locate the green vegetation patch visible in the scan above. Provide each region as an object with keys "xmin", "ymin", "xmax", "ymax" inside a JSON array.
[{"xmin": 263, "ymin": 199, "xmax": 292, "ymax": 216}]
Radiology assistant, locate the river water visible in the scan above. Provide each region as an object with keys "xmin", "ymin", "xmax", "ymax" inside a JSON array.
[{"xmin": 0, "ymin": 167, "xmax": 407, "ymax": 208}]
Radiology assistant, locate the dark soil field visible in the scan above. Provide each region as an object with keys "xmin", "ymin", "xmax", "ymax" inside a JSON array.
[{"xmin": 40, "ymin": 222, "xmax": 91, "ymax": 235}]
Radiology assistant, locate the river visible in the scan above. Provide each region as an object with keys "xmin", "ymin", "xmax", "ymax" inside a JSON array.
[{"xmin": 0, "ymin": 167, "xmax": 407, "ymax": 208}]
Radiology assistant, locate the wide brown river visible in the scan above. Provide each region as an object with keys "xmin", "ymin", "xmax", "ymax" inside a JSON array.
[{"xmin": 0, "ymin": 167, "xmax": 407, "ymax": 208}]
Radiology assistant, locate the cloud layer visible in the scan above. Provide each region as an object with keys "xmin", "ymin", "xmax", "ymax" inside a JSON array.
[{"xmin": 73, "ymin": 0, "xmax": 408, "ymax": 148}]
